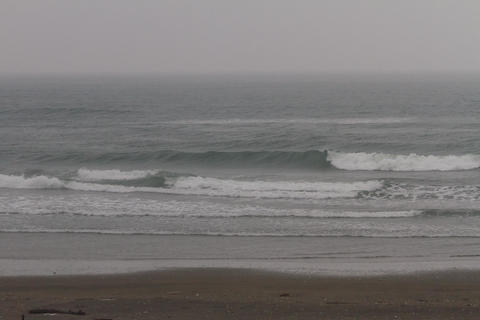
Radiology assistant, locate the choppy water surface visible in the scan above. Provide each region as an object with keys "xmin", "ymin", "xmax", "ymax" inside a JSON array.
[{"xmin": 1, "ymin": 74, "xmax": 480, "ymax": 239}]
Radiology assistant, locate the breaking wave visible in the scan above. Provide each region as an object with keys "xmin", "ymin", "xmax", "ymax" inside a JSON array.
[
  {"xmin": 0, "ymin": 174, "xmax": 65, "ymax": 189},
  {"xmin": 2, "ymin": 168, "xmax": 480, "ymax": 201},
  {"xmin": 0, "ymin": 173, "xmax": 382, "ymax": 200},
  {"xmin": 328, "ymin": 151, "xmax": 480, "ymax": 171},
  {"xmin": 76, "ymin": 168, "xmax": 159, "ymax": 181}
]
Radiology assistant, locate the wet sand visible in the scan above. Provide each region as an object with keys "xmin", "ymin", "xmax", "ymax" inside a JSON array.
[{"xmin": 1, "ymin": 268, "xmax": 480, "ymax": 319}]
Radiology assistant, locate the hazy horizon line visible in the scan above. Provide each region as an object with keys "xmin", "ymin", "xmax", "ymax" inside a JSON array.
[{"xmin": 2, "ymin": 70, "xmax": 480, "ymax": 78}]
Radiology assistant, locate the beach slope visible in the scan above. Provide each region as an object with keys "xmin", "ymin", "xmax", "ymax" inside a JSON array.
[{"xmin": 1, "ymin": 268, "xmax": 480, "ymax": 319}]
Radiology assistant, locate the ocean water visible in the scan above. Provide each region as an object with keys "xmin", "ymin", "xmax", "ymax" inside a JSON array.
[{"xmin": 1, "ymin": 74, "xmax": 480, "ymax": 274}]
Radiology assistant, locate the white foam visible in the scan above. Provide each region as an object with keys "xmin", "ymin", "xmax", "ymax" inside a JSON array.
[
  {"xmin": 0, "ymin": 193, "xmax": 422, "ymax": 219},
  {"xmin": 0, "ymin": 174, "xmax": 64, "ymax": 189},
  {"xmin": 0, "ymin": 190, "xmax": 421, "ymax": 218},
  {"xmin": 362, "ymin": 183, "xmax": 480, "ymax": 201},
  {"xmin": 67, "ymin": 177, "xmax": 382, "ymax": 200},
  {"xmin": 171, "ymin": 177, "xmax": 383, "ymax": 199},
  {"xmin": 169, "ymin": 117, "xmax": 414, "ymax": 125},
  {"xmin": 328, "ymin": 151, "xmax": 480, "ymax": 171},
  {"xmin": 76, "ymin": 168, "xmax": 158, "ymax": 181},
  {"xmin": 0, "ymin": 174, "xmax": 381, "ymax": 199},
  {"xmin": 68, "ymin": 177, "xmax": 382, "ymax": 200},
  {"xmin": 0, "ymin": 174, "xmax": 143, "ymax": 192}
]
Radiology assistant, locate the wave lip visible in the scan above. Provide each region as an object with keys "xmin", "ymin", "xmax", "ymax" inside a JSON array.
[{"xmin": 328, "ymin": 151, "xmax": 480, "ymax": 171}]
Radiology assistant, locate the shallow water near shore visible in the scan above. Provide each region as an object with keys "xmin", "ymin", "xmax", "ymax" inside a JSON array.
[{"xmin": 1, "ymin": 232, "xmax": 479, "ymax": 276}]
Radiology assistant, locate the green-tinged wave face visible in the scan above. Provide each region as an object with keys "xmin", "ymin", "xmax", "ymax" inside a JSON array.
[
  {"xmin": 22, "ymin": 150, "xmax": 333, "ymax": 169},
  {"xmin": 14, "ymin": 149, "xmax": 480, "ymax": 172}
]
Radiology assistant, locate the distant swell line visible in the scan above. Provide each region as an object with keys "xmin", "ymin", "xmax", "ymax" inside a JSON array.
[
  {"xmin": 166, "ymin": 117, "xmax": 415, "ymax": 125},
  {"xmin": 0, "ymin": 210, "xmax": 424, "ymax": 219},
  {"xmin": 4, "ymin": 208, "xmax": 480, "ymax": 218},
  {"xmin": 1, "ymin": 229, "xmax": 479, "ymax": 238}
]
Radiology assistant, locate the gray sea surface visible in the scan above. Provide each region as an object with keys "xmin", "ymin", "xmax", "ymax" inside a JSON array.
[{"xmin": 1, "ymin": 74, "xmax": 480, "ymax": 275}]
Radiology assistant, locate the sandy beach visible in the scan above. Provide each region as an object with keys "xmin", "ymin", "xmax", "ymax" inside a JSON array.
[{"xmin": 1, "ymin": 268, "xmax": 480, "ymax": 320}]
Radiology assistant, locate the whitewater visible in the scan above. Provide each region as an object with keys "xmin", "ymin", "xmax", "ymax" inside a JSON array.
[
  {"xmin": 328, "ymin": 151, "xmax": 480, "ymax": 171},
  {"xmin": 1, "ymin": 74, "xmax": 480, "ymax": 241}
]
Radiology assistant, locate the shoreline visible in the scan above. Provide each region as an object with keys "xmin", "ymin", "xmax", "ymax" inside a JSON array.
[
  {"xmin": 2, "ymin": 232, "xmax": 480, "ymax": 277},
  {"xmin": 2, "ymin": 268, "xmax": 480, "ymax": 319}
]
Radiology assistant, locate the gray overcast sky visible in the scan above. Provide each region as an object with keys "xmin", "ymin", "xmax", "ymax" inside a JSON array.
[{"xmin": 1, "ymin": 0, "xmax": 480, "ymax": 74}]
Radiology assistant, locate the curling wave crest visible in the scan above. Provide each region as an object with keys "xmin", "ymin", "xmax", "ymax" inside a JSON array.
[{"xmin": 328, "ymin": 151, "xmax": 480, "ymax": 171}]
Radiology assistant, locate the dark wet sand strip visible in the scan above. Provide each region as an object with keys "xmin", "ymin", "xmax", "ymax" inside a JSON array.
[{"xmin": 1, "ymin": 268, "xmax": 480, "ymax": 319}]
